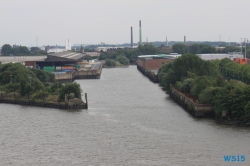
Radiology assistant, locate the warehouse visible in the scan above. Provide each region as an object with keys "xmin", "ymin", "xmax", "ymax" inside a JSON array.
[
  {"xmin": 34, "ymin": 51, "xmax": 86, "ymax": 70},
  {"xmin": 137, "ymin": 54, "xmax": 180, "ymax": 71},
  {"xmin": 137, "ymin": 54, "xmax": 180, "ymax": 82}
]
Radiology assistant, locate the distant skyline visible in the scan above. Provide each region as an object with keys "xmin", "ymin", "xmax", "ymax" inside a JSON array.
[{"xmin": 0, "ymin": 0, "xmax": 250, "ymax": 47}]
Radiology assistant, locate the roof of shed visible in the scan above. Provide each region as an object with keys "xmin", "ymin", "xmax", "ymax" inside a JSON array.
[{"xmin": 47, "ymin": 51, "xmax": 86, "ymax": 61}]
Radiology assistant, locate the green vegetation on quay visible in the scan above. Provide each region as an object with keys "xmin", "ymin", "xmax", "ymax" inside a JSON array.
[
  {"xmin": 0, "ymin": 63, "xmax": 82, "ymax": 104},
  {"xmin": 158, "ymin": 54, "xmax": 250, "ymax": 123}
]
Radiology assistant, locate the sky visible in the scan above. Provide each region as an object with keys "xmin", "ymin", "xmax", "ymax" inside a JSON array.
[{"xmin": 0, "ymin": 0, "xmax": 250, "ymax": 47}]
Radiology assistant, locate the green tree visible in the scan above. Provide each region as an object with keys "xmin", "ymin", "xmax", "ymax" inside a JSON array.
[
  {"xmin": 172, "ymin": 43, "xmax": 187, "ymax": 54},
  {"xmin": 11, "ymin": 47, "xmax": 20, "ymax": 56},
  {"xmin": 19, "ymin": 46, "xmax": 30, "ymax": 55},
  {"xmin": 38, "ymin": 50, "xmax": 47, "ymax": 55},
  {"xmin": 116, "ymin": 55, "xmax": 129, "ymax": 65},
  {"xmin": 198, "ymin": 87, "xmax": 221, "ymax": 104},
  {"xmin": 105, "ymin": 59, "xmax": 116, "ymax": 67},
  {"xmin": 33, "ymin": 78, "xmax": 44, "ymax": 91},
  {"xmin": 30, "ymin": 47, "xmax": 40, "ymax": 54},
  {"xmin": 19, "ymin": 79, "xmax": 33, "ymax": 96},
  {"xmin": 188, "ymin": 44, "xmax": 216, "ymax": 54},
  {"xmin": 1, "ymin": 44, "xmax": 12, "ymax": 56},
  {"xmin": 59, "ymin": 82, "xmax": 82, "ymax": 100},
  {"xmin": 180, "ymin": 78, "xmax": 194, "ymax": 93}
]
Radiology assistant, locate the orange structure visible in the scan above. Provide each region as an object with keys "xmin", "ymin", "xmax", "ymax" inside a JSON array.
[{"xmin": 233, "ymin": 58, "xmax": 249, "ymax": 65}]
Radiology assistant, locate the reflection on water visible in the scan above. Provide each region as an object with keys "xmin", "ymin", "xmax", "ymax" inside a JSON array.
[{"xmin": 0, "ymin": 66, "xmax": 249, "ymax": 166}]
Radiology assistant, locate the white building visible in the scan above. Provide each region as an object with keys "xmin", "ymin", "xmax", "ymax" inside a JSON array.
[
  {"xmin": 65, "ymin": 39, "xmax": 71, "ymax": 50},
  {"xmin": 197, "ymin": 53, "xmax": 243, "ymax": 61},
  {"xmin": 47, "ymin": 48, "xmax": 67, "ymax": 53},
  {"xmin": 94, "ymin": 47, "xmax": 124, "ymax": 52}
]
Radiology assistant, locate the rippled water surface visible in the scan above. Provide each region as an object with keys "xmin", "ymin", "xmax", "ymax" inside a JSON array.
[{"xmin": 0, "ymin": 66, "xmax": 250, "ymax": 166}]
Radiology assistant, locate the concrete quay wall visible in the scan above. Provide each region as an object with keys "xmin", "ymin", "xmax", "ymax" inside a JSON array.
[{"xmin": 170, "ymin": 87, "xmax": 214, "ymax": 117}]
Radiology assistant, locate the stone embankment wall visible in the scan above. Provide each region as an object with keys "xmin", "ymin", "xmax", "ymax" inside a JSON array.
[
  {"xmin": 170, "ymin": 87, "xmax": 214, "ymax": 117},
  {"xmin": 0, "ymin": 92, "xmax": 88, "ymax": 109},
  {"xmin": 137, "ymin": 65, "xmax": 159, "ymax": 82}
]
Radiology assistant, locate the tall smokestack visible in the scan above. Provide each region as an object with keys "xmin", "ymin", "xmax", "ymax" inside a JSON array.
[
  {"xmin": 166, "ymin": 36, "xmax": 168, "ymax": 47},
  {"xmin": 131, "ymin": 27, "xmax": 133, "ymax": 48},
  {"xmin": 139, "ymin": 20, "xmax": 142, "ymax": 45},
  {"xmin": 184, "ymin": 35, "xmax": 186, "ymax": 46}
]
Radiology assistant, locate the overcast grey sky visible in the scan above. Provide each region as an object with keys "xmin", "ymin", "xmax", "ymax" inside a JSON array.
[{"xmin": 0, "ymin": 0, "xmax": 249, "ymax": 47}]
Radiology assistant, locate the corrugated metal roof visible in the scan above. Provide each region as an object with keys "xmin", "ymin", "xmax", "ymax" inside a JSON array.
[
  {"xmin": 138, "ymin": 54, "xmax": 181, "ymax": 59},
  {"xmin": 48, "ymin": 51, "xmax": 86, "ymax": 61}
]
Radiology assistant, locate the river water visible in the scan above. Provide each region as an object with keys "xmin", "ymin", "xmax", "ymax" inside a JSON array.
[{"xmin": 0, "ymin": 66, "xmax": 249, "ymax": 166}]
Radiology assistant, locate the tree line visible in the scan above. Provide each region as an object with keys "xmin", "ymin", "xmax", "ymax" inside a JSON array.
[
  {"xmin": 99, "ymin": 44, "xmax": 161, "ymax": 64},
  {"xmin": 158, "ymin": 54, "xmax": 250, "ymax": 121},
  {"xmin": 1, "ymin": 44, "xmax": 47, "ymax": 56},
  {"xmin": 98, "ymin": 43, "xmax": 249, "ymax": 65}
]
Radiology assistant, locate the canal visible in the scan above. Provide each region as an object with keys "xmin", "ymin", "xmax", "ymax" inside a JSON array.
[{"xmin": 0, "ymin": 65, "xmax": 249, "ymax": 165}]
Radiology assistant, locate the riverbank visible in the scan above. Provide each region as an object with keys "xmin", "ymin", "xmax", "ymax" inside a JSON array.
[
  {"xmin": 169, "ymin": 86, "xmax": 214, "ymax": 117},
  {"xmin": 169, "ymin": 87, "xmax": 250, "ymax": 126},
  {"xmin": 137, "ymin": 65, "xmax": 159, "ymax": 82},
  {"xmin": 0, "ymin": 92, "xmax": 88, "ymax": 109},
  {"xmin": 219, "ymin": 119, "xmax": 250, "ymax": 127}
]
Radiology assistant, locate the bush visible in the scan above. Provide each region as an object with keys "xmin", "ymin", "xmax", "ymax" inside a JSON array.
[
  {"xmin": 19, "ymin": 79, "xmax": 34, "ymax": 96},
  {"xmin": 105, "ymin": 59, "xmax": 116, "ymax": 67},
  {"xmin": 4, "ymin": 83, "xmax": 20, "ymax": 92},
  {"xmin": 116, "ymin": 55, "xmax": 129, "ymax": 65},
  {"xmin": 180, "ymin": 78, "xmax": 194, "ymax": 93},
  {"xmin": 198, "ymin": 87, "xmax": 221, "ymax": 104},
  {"xmin": 31, "ymin": 90, "xmax": 49, "ymax": 101},
  {"xmin": 59, "ymin": 82, "xmax": 82, "ymax": 100}
]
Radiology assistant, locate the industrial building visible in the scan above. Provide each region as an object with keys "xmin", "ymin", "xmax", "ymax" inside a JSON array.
[
  {"xmin": 25, "ymin": 51, "xmax": 102, "ymax": 82},
  {"xmin": 26, "ymin": 51, "xmax": 86, "ymax": 69},
  {"xmin": 137, "ymin": 54, "xmax": 181, "ymax": 82},
  {"xmin": 196, "ymin": 53, "xmax": 243, "ymax": 61},
  {"xmin": 137, "ymin": 54, "xmax": 180, "ymax": 70}
]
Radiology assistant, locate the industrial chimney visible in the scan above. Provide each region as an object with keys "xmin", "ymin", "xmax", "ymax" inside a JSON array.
[
  {"xmin": 166, "ymin": 36, "xmax": 168, "ymax": 47},
  {"xmin": 131, "ymin": 27, "xmax": 133, "ymax": 48},
  {"xmin": 139, "ymin": 20, "xmax": 142, "ymax": 45},
  {"xmin": 184, "ymin": 36, "xmax": 186, "ymax": 46}
]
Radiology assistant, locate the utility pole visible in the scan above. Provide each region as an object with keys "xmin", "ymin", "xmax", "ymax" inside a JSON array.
[
  {"xmin": 220, "ymin": 34, "xmax": 221, "ymax": 46},
  {"xmin": 240, "ymin": 38, "xmax": 244, "ymax": 56},
  {"xmin": 244, "ymin": 38, "xmax": 248, "ymax": 58}
]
